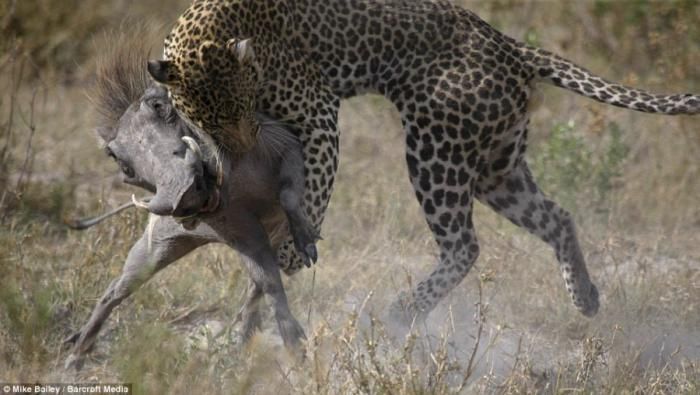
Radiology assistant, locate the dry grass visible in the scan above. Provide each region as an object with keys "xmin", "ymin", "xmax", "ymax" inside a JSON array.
[{"xmin": 1, "ymin": 1, "xmax": 699, "ymax": 394}]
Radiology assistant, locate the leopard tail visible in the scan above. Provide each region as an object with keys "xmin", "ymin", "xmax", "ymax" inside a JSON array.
[{"xmin": 519, "ymin": 45, "xmax": 700, "ymax": 115}]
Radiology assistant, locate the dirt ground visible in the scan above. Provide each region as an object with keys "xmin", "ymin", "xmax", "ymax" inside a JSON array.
[{"xmin": 1, "ymin": 1, "xmax": 699, "ymax": 393}]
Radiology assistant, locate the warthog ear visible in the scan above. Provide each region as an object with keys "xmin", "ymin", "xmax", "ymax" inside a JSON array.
[
  {"xmin": 147, "ymin": 60, "xmax": 175, "ymax": 84},
  {"xmin": 95, "ymin": 126, "xmax": 116, "ymax": 142},
  {"xmin": 226, "ymin": 38, "xmax": 255, "ymax": 64}
]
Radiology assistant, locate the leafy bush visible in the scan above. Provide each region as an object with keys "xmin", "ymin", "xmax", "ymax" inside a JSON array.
[
  {"xmin": 2, "ymin": 0, "xmax": 189, "ymax": 77},
  {"xmin": 530, "ymin": 120, "xmax": 629, "ymax": 214}
]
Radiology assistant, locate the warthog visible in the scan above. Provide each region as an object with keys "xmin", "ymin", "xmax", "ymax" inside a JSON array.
[{"xmin": 64, "ymin": 37, "xmax": 318, "ymax": 369}]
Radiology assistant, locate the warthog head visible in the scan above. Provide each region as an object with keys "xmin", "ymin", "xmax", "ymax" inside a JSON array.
[{"xmin": 93, "ymin": 36, "xmax": 219, "ymax": 220}]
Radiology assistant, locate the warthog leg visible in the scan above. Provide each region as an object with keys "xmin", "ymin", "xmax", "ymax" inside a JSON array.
[
  {"xmin": 234, "ymin": 216, "xmax": 306, "ymax": 350},
  {"xmin": 233, "ymin": 279, "xmax": 264, "ymax": 342},
  {"xmin": 64, "ymin": 216, "xmax": 207, "ymax": 370}
]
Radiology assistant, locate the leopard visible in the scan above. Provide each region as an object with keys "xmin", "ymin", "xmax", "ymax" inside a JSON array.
[{"xmin": 148, "ymin": 0, "xmax": 699, "ymax": 324}]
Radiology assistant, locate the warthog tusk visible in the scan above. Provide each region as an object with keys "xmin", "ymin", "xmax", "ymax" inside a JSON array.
[
  {"xmin": 216, "ymin": 157, "xmax": 224, "ymax": 187},
  {"xmin": 146, "ymin": 214, "xmax": 160, "ymax": 253},
  {"xmin": 131, "ymin": 194, "xmax": 151, "ymax": 210},
  {"xmin": 181, "ymin": 136, "xmax": 202, "ymax": 160}
]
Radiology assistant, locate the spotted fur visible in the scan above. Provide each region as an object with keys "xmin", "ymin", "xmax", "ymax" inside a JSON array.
[{"xmin": 156, "ymin": 0, "xmax": 699, "ymax": 320}]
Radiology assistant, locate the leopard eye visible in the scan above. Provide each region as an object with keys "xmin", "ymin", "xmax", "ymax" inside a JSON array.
[{"xmin": 105, "ymin": 147, "xmax": 117, "ymax": 159}]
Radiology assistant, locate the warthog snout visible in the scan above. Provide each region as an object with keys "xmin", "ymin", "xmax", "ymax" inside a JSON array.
[{"xmin": 145, "ymin": 137, "xmax": 212, "ymax": 218}]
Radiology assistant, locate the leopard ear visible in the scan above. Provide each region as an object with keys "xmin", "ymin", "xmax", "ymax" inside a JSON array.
[
  {"xmin": 226, "ymin": 38, "xmax": 255, "ymax": 64},
  {"xmin": 147, "ymin": 60, "xmax": 175, "ymax": 84},
  {"xmin": 197, "ymin": 40, "xmax": 219, "ymax": 67}
]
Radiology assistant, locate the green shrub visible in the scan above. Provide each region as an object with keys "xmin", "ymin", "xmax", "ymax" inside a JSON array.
[
  {"xmin": 0, "ymin": 253, "xmax": 56, "ymax": 369},
  {"xmin": 530, "ymin": 120, "xmax": 629, "ymax": 214},
  {"xmin": 2, "ymin": 0, "xmax": 189, "ymax": 77}
]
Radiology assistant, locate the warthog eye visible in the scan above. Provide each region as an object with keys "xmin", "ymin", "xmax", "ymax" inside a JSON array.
[
  {"xmin": 148, "ymin": 98, "xmax": 172, "ymax": 121},
  {"xmin": 105, "ymin": 146, "xmax": 136, "ymax": 179},
  {"xmin": 120, "ymin": 164, "xmax": 135, "ymax": 179},
  {"xmin": 152, "ymin": 100, "xmax": 164, "ymax": 113}
]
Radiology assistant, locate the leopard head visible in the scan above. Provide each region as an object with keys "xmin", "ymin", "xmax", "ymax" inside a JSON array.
[{"xmin": 148, "ymin": 38, "xmax": 261, "ymax": 153}]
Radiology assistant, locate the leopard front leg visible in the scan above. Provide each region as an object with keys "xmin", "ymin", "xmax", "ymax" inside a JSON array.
[
  {"xmin": 278, "ymin": 134, "xmax": 322, "ymax": 267},
  {"xmin": 260, "ymin": 80, "xmax": 340, "ymax": 275}
]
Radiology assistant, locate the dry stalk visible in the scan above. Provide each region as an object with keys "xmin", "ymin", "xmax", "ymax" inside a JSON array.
[
  {"xmin": 0, "ymin": 36, "xmax": 42, "ymax": 217},
  {"xmin": 464, "ymin": 277, "xmax": 485, "ymax": 381}
]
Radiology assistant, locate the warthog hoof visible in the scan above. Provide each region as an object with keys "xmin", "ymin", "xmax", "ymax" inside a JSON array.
[
  {"xmin": 305, "ymin": 244, "xmax": 318, "ymax": 264},
  {"xmin": 63, "ymin": 331, "xmax": 81, "ymax": 346},
  {"xmin": 291, "ymin": 224, "xmax": 321, "ymax": 267},
  {"xmin": 64, "ymin": 353, "xmax": 85, "ymax": 371}
]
